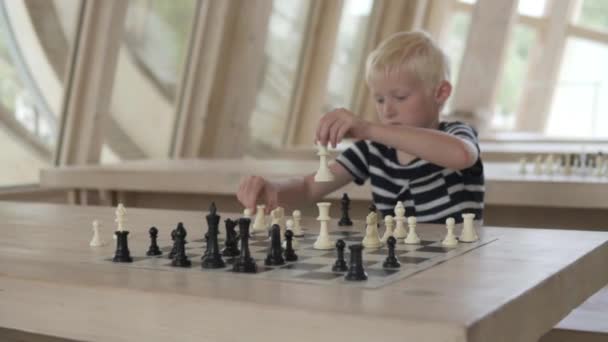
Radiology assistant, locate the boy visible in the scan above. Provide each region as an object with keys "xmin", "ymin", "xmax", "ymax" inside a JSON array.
[{"xmin": 237, "ymin": 31, "xmax": 484, "ymax": 223}]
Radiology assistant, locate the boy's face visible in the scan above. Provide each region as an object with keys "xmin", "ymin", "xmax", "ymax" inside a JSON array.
[{"xmin": 369, "ymin": 71, "xmax": 448, "ymax": 129}]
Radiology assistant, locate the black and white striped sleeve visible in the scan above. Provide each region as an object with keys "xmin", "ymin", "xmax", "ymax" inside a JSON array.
[
  {"xmin": 335, "ymin": 140, "xmax": 370, "ymax": 185},
  {"xmin": 444, "ymin": 121, "xmax": 480, "ymax": 153}
]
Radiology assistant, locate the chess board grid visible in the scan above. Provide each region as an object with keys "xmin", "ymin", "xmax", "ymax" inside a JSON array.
[{"xmin": 101, "ymin": 229, "xmax": 497, "ymax": 289}]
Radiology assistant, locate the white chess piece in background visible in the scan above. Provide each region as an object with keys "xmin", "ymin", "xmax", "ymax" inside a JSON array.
[
  {"xmin": 404, "ymin": 216, "xmax": 421, "ymax": 244},
  {"xmin": 283, "ymin": 219, "xmax": 299, "ymax": 249},
  {"xmin": 89, "ymin": 220, "xmax": 106, "ymax": 247},
  {"xmin": 313, "ymin": 202, "xmax": 334, "ymax": 249},
  {"xmin": 380, "ymin": 215, "xmax": 394, "ymax": 243},
  {"xmin": 459, "ymin": 213, "xmax": 479, "ymax": 242},
  {"xmin": 291, "ymin": 210, "xmax": 304, "ymax": 236},
  {"xmin": 314, "ymin": 143, "xmax": 334, "ymax": 182},
  {"xmin": 362, "ymin": 210, "xmax": 382, "ymax": 248},
  {"xmin": 393, "ymin": 201, "xmax": 407, "ymax": 239},
  {"xmin": 441, "ymin": 217, "xmax": 458, "ymax": 247},
  {"xmin": 518, "ymin": 157, "xmax": 527, "ymax": 175},
  {"xmin": 533, "ymin": 155, "xmax": 543, "ymax": 175},
  {"xmin": 252, "ymin": 204, "xmax": 267, "ymax": 234},
  {"xmin": 115, "ymin": 203, "xmax": 127, "ymax": 232}
]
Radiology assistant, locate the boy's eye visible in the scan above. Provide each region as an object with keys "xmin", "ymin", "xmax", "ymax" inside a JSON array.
[
  {"xmin": 395, "ymin": 95, "xmax": 408, "ymax": 101},
  {"xmin": 375, "ymin": 98, "xmax": 384, "ymax": 104}
]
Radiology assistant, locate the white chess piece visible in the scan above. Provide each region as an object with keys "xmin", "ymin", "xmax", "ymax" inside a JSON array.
[
  {"xmin": 380, "ymin": 215, "xmax": 394, "ymax": 243},
  {"xmin": 404, "ymin": 216, "xmax": 421, "ymax": 244},
  {"xmin": 362, "ymin": 211, "xmax": 382, "ymax": 248},
  {"xmin": 518, "ymin": 157, "xmax": 527, "ymax": 175},
  {"xmin": 291, "ymin": 210, "xmax": 304, "ymax": 236},
  {"xmin": 594, "ymin": 157, "xmax": 604, "ymax": 177},
  {"xmin": 441, "ymin": 217, "xmax": 458, "ymax": 247},
  {"xmin": 533, "ymin": 155, "xmax": 543, "ymax": 175},
  {"xmin": 283, "ymin": 219, "xmax": 299, "ymax": 249},
  {"xmin": 393, "ymin": 201, "xmax": 407, "ymax": 239},
  {"xmin": 115, "ymin": 203, "xmax": 127, "ymax": 231},
  {"xmin": 314, "ymin": 143, "xmax": 334, "ymax": 182},
  {"xmin": 313, "ymin": 202, "xmax": 334, "ymax": 249},
  {"xmin": 252, "ymin": 204, "xmax": 267, "ymax": 234},
  {"xmin": 564, "ymin": 154, "xmax": 573, "ymax": 176},
  {"xmin": 243, "ymin": 208, "xmax": 252, "ymax": 219},
  {"xmin": 459, "ymin": 213, "xmax": 479, "ymax": 242},
  {"xmin": 89, "ymin": 220, "xmax": 106, "ymax": 247},
  {"xmin": 269, "ymin": 208, "xmax": 286, "ymax": 242}
]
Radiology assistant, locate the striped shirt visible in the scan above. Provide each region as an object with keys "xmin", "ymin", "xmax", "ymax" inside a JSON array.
[{"xmin": 335, "ymin": 121, "xmax": 484, "ymax": 224}]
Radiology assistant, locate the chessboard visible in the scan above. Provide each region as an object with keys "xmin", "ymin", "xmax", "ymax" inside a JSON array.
[{"xmin": 101, "ymin": 226, "xmax": 496, "ymax": 289}]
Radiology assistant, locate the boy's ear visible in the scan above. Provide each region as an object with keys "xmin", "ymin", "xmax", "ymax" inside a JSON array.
[{"xmin": 435, "ymin": 80, "xmax": 452, "ymax": 104}]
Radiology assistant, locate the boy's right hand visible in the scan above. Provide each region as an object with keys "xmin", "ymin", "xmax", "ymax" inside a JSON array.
[{"xmin": 237, "ymin": 175, "xmax": 278, "ymax": 213}]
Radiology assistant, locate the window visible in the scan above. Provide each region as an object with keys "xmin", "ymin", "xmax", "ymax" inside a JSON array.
[
  {"xmin": 101, "ymin": 0, "xmax": 197, "ymax": 163},
  {"xmin": 0, "ymin": 0, "xmax": 81, "ymax": 186}
]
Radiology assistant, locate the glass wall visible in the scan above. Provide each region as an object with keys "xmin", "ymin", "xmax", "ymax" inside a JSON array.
[
  {"xmin": 101, "ymin": 0, "xmax": 197, "ymax": 163},
  {"xmin": 0, "ymin": 0, "xmax": 81, "ymax": 186}
]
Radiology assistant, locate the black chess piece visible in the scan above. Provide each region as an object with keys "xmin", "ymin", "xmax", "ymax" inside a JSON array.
[
  {"xmin": 331, "ymin": 239, "xmax": 348, "ymax": 272},
  {"xmin": 265, "ymin": 224, "xmax": 285, "ymax": 266},
  {"xmin": 146, "ymin": 226, "xmax": 162, "ymax": 256},
  {"xmin": 233, "ymin": 218, "xmax": 257, "ymax": 273},
  {"xmin": 168, "ymin": 228, "xmax": 177, "ymax": 259},
  {"xmin": 338, "ymin": 193, "xmax": 353, "ymax": 226},
  {"xmin": 222, "ymin": 218, "xmax": 240, "ymax": 257},
  {"xmin": 171, "ymin": 223, "xmax": 191, "ymax": 267},
  {"xmin": 201, "ymin": 202, "xmax": 226, "ymax": 269},
  {"xmin": 345, "ymin": 244, "xmax": 367, "ymax": 281},
  {"xmin": 382, "ymin": 236, "xmax": 400, "ymax": 268},
  {"xmin": 113, "ymin": 230, "xmax": 133, "ymax": 262},
  {"xmin": 283, "ymin": 230, "xmax": 298, "ymax": 262}
]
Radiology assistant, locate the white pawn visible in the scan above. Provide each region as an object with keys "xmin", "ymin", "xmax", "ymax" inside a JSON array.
[
  {"xmin": 404, "ymin": 216, "xmax": 421, "ymax": 244},
  {"xmin": 269, "ymin": 208, "xmax": 285, "ymax": 242},
  {"xmin": 393, "ymin": 201, "xmax": 407, "ymax": 239},
  {"xmin": 380, "ymin": 215, "xmax": 394, "ymax": 243},
  {"xmin": 89, "ymin": 220, "xmax": 106, "ymax": 247},
  {"xmin": 564, "ymin": 155, "xmax": 573, "ymax": 176},
  {"xmin": 362, "ymin": 211, "xmax": 382, "ymax": 248},
  {"xmin": 594, "ymin": 156, "xmax": 604, "ymax": 177},
  {"xmin": 459, "ymin": 213, "xmax": 479, "ymax": 242},
  {"xmin": 291, "ymin": 210, "xmax": 304, "ymax": 236},
  {"xmin": 313, "ymin": 202, "xmax": 334, "ymax": 249},
  {"xmin": 252, "ymin": 204, "xmax": 267, "ymax": 234},
  {"xmin": 518, "ymin": 157, "xmax": 527, "ymax": 175},
  {"xmin": 441, "ymin": 217, "xmax": 458, "ymax": 247},
  {"xmin": 283, "ymin": 219, "xmax": 299, "ymax": 249},
  {"xmin": 314, "ymin": 143, "xmax": 334, "ymax": 182},
  {"xmin": 545, "ymin": 154, "xmax": 554, "ymax": 175},
  {"xmin": 533, "ymin": 155, "xmax": 543, "ymax": 175},
  {"xmin": 243, "ymin": 208, "xmax": 252, "ymax": 219}
]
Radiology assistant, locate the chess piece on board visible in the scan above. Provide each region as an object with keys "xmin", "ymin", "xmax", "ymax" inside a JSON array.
[
  {"xmin": 345, "ymin": 244, "xmax": 367, "ymax": 281},
  {"xmin": 171, "ymin": 223, "xmax": 191, "ymax": 267},
  {"xmin": 382, "ymin": 236, "xmax": 400, "ymax": 268},
  {"xmin": 380, "ymin": 215, "xmax": 394, "ymax": 243},
  {"xmin": 201, "ymin": 203, "xmax": 226, "ymax": 269},
  {"xmin": 332, "ymin": 239, "xmax": 348, "ymax": 272},
  {"xmin": 393, "ymin": 201, "xmax": 407, "ymax": 239},
  {"xmin": 222, "ymin": 218, "xmax": 240, "ymax": 257},
  {"xmin": 441, "ymin": 218, "xmax": 458, "ymax": 247},
  {"xmin": 252, "ymin": 204, "xmax": 267, "ymax": 234},
  {"xmin": 233, "ymin": 218, "xmax": 257, "ymax": 273},
  {"xmin": 292, "ymin": 210, "xmax": 304, "ymax": 235},
  {"xmin": 314, "ymin": 143, "xmax": 334, "ymax": 182},
  {"xmin": 362, "ymin": 210, "xmax": 382, "ymax": 249},
  {"xmin": 404, "ymin": 216, "xmax": 421, "ymax": 245},
  {"xmin": 283, "ymin": 230, "xmax": 298, "ymax": 262},
  {"xmin": 283, "ymin": 219, "xmax": 299, "ymax": 249},
  {"xmin": 112, "ymin": 230, "xmax": 132, "ymax": 263},
  {"xmin": 146, "ymin": 226, "xmax": 162, "ymax": 256},
  {"xmin": 313, "ymin": 202, "xmax": 334, "ymax": 250},
  {"xmin": 459, "ymin": 213, "xmax": 479, "ymax": 242},
  {"xmin": 338, "ymin": 193, "xmax": 353, "ymax": 226},
  {"xmin": 265, "ymin": 224, "xmax": 285, "ymax": 266},
  {"xmin": 90, "ymin": 220, "xmax": 106, "ymax": 247}
]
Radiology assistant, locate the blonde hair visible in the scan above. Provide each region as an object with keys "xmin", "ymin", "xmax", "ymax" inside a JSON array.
[{"xmin": 365, "ymin": 31, "xmax": 450, "ymax": 93}]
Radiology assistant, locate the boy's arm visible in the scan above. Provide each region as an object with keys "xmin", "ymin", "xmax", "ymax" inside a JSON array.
[
  {"xmin": 363, "ymin": 123, "xmax": 478, "ymax": 170},
  {"xmin": 275, "ymin": 162, "xmax": 355, "ymax": 209}
]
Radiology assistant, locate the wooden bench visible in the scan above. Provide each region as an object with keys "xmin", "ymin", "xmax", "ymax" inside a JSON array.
[{"xmin": 540, "ymin": 285, "xmax": 608, "ymax": 342}]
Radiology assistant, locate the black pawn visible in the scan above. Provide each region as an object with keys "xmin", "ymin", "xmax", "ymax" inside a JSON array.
[
  {"xmin": 382, "ymin": 236, "xmax": 400, "ymax": 268},
  {"xmin": 283, "ymin": 230, "xmax": 298, "ymax": 262},
  {"xmin": 345, "ymin": 244, "xmax": 367, "ymax": 281},
  {"xmin": 332, "ymin": 239, "xmax": 348, "ymax": 272},
  {"xmin": 233, "ymin": 218, "xmax": 257, "ymax": 273},
  {"xmin": 146, "ymin": 226, "xmax": 162, "ymax": 256},
  {"xmin": 222, "ymin": 218, "xmax": 240, "ymax": 257},
  {"xmin": 168, "ymin": 228, "xmax": 177, "ymax": 259},
  {"xmin": 112, "ymin": 230, "xmax": 133, "ymax": 263},
  {"xmin": 201, "ymin": 202, "xmax": 226, "ymax": 269},
  {"xmin": 265, "ymin": 224, "xmax": 285, "ymax": 266},
  {"xmin": 171, "ymin": 223, "xmax": 191, "ymax": 267},
  {"xmin": 338, "ymin": 193, "xmax": 353, "ymax": 226}
]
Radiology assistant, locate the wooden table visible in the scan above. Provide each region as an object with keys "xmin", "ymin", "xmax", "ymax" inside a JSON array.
[
  {"xmin": 0, "ymin": 201, "xmax": 607, "ymax": 342},
  {"xmin": 39, "ymin": 159, "xmax": 608, "ymax": 209}
]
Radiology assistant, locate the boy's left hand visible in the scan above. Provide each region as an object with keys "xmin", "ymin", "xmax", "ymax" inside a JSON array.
[{"xmin": 315, "ymin": 108, "xmax": 369, "ymax": 148}]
